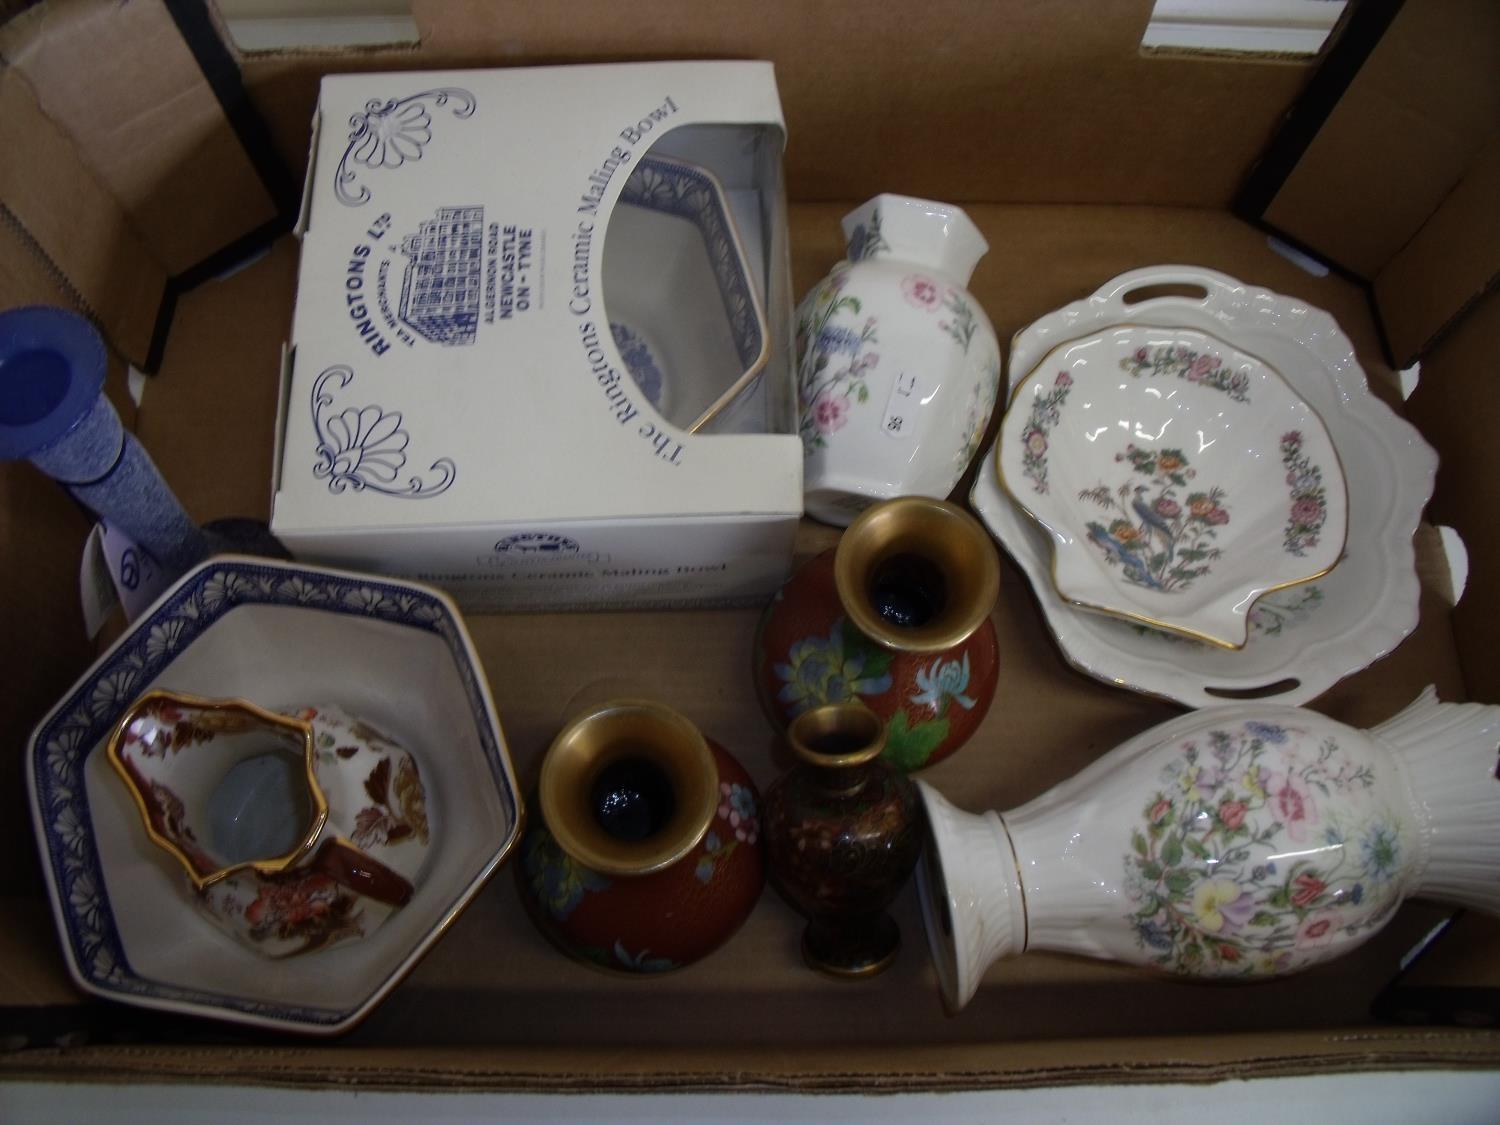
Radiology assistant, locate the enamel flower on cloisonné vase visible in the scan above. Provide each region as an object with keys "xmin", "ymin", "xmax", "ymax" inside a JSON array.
[
  {"xmin": 1122, "ymin": 720, "xmax": 1407, "ymax": 978},
  {"xmin": 1017, "ymin": 371, "xmax": 1073, "ymax": 494},
  {"xmin": 1280, "ymin": 430, "xmax": 1331, "ymax": 556},
  {"xmin": 795, "ymin": 273, "xmax": 880, "ymax": 451},
  {"xmin": 695, "ymin": 783, "xmax": 761, "ymax": 884},
  {"xmin": 1120, "ymin": 343, "xmax": 1251, "ymax": 403},
  {"xmin": 1079, "ymin": 443, "xmax": 1229, "ymax": 593},
  {"xmin": 774, "ymin": 617, "xmax": 894, "ymax": 717},
  {"xmin": 522, "ymin": 826, "xmax": 611, "ymax": 922},
  {"xmin": 880, "ymin": 653, "xmax": 980, "ymax": 773}
]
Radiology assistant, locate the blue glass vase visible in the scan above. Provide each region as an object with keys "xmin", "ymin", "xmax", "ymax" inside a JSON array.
[{"xmin": 0, "ymin": 305, "xmax": 280, "ymax": 579}]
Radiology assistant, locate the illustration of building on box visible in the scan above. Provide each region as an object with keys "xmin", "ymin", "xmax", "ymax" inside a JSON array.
[{"xmin": 399, "ymin": 206, "xmax": 484, "ymax": 346}]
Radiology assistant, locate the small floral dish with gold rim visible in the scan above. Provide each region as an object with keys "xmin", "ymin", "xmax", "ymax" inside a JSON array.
[
  {"xmin": 997, "ymin": 325, "xmax": 1348, "ymax": 649},
  {"xmin": 27, "ymin": 555, "xmax": 522, "ymax": 1034},
  {"xmin": 108, "ymin": 690, "xmax": 432, "ymax": 960}
]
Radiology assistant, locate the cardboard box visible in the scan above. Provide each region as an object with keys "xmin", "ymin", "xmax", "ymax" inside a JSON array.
[
  {"xmin": 272, "ymin": 63, "xmax": 801, "ymax": 610},
  {"xmin": 1240, "ymin": 0, "xmax": 1500, "ymax": 367},
  {"xmin": 2, "ymin": 0, "xmax": 1498, "ymax": 1094}
]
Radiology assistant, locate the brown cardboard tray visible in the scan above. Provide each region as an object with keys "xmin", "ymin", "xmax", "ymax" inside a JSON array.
[{"xmin": 3, "ymin": 200, "xmax": 1498, "ymax": 1089}]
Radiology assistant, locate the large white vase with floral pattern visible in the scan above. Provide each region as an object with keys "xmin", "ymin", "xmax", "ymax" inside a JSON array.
[
  {"xmin": 916, "ymin": 688, "xmax": 1500, "ymax": 1011},
  {"xmin": 795, "ymin": 195, "xmax": 1001, "ymax": 527}
]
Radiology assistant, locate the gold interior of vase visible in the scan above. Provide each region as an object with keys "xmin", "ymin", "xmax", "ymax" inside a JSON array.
[
  {"xmin": 538, "ymin": 699, "xmax": 718, "ymax": 876},
  {"xmin": 834, "ymin": 496, "xmax": 1001, "ymax": 653},
  {"xmin": 787, "ymin": 702, "xmax": 886, "ymax": 770}
]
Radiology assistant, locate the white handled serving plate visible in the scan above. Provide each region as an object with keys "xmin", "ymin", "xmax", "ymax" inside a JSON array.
[
  {"xmin": 974, "ymin": 266, "xmax": 1436, "ymax": 707},
  {"xmin": 997, "ymin": 325, "xmax": 1347, "ymax": 648}
]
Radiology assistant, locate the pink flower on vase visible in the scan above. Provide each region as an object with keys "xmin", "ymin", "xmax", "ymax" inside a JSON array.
[
  {"xmin": 1133, "ymin": 347, "xmax": 1149, "ymax": 362},
  {"xmin": 902, "ymin": 274, "xmax": 942, "ymax": 310},
  {"xmin": 1218, "ymin": 799, "xmax": 1248, "ymax": 830},
  {"xmin": 1291, "ymin": 872, "xmax": 1327, "ymax": 908},
  {"xmin": 1055, "ymin": 371, "xmax": 1074, "ymax": 387},
  {"xmin": 1154, "ymin": 497, "xmax": 1181, "ymax": 519},
  {"xmin": 1205, "ymin": 507, "xmax": 1230, "ymax": 526},
  {"xmin": 1271, "ymin": 773, "xmax": 1317, "ymax": 841},
  {"xmin": 1148, "ymin": 796, "xmax": 1173, "ymax": 825},
  {"xmin": 1187, "ymin": 354, "xmax": 1217, "ymax": 381},
  {"xmin": 1291, "ymin": 497, "xmax": 1323, "ymax": 526},
  {"xmin": 1024, "ymin": 427, "xmax": 1048, "ymax": 457},
  {"xmin": 811, "ymin": 393, "xmax": 850, "ymax": 435},
  {"xmin": 1295, "ymin": 911, "xmax": 1341, "ymax": 950}
]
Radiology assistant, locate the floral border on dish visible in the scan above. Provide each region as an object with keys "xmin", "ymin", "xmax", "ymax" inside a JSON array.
[{"xmin": 996, "ymin": 324, "xmax": 1348, "ymax": 650}]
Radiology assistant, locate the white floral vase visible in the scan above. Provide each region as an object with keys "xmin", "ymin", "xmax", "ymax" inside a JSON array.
[
  {"xmin": 916, "ymin": 687, "xmax": 1500, "ymax": 1011},
  {"xmin": 795, "ymin": 195, "xmax": 1002, "ymax": 527}
]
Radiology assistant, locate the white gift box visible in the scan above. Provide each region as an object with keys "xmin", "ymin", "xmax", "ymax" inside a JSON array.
[{"xmin": 271, "ymin": 61, "xmax": 801, "ymax": 610}]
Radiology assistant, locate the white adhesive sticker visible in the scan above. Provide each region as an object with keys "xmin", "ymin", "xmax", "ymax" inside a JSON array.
[
  {"xmin": 97, "ymin": 522, "xmax": 173, "ymax": 625},
  {"xmin": 880, "ymin": 371, "xmax": 927, "ymax": 440},
  {"xmin": 78, "ymin": 524, "xmax": 119, "ymax": 638}
]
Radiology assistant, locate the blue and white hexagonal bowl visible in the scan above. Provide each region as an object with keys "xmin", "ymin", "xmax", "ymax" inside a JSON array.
[{"xmin": 27, "ymin": 555, "xmax": 524, "ymax": 1035}]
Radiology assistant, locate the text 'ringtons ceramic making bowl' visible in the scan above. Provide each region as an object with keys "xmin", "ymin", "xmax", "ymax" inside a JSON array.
[{"xmin": 997, "ymin": 325, "xmax": 1348, "ymax": 649}]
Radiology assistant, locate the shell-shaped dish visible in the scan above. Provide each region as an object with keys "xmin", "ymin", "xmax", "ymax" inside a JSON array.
[
  {"xmin": 998, "ymin": 325, "xmax": 1348, "ymax": 649},
  {"xmin": 972, "ymin": 265, "xmax": 1437, "ymax": 708}
]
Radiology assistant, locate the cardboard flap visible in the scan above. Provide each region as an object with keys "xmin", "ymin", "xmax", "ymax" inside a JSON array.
[
  {"xmin": 1376, "ymin": 136, "xmax": 1500, "ymax": 367},
  {"xmin": 1252, "ymin": 0, "xmax": 1500, "ymax": 363},
  {"xmin": 0, "ymin": 0, "xmax": 281, "ymax": 276},
  {"xmin": 0, "ymin": 66, "xmax": 167, "ymax": 363}
]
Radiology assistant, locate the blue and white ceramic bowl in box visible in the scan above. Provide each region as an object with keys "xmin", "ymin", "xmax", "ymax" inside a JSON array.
[
  {"xmin": 604, "ymin": 154, "xmax": 769, "ymax": 434},
  {"xmin": 27, "ymin": 555, "xmax": 523, "ymax": 1035}
]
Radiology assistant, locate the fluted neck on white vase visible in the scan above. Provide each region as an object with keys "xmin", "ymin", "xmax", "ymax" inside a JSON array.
[
  {"xmin": 840, "ymin": 194, "xmax": 988, "ymax": 286},
  {"xmin": 1373, "ymin": 686, "xmax": 1500, "ymax": 915}
]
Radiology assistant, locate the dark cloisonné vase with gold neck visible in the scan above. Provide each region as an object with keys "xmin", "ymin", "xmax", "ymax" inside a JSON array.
[
  {"xmin": 764, "ymin": 702, "xmax": 923, "ymax": 977},
  {"xmin": 516, "ymin": 699, "xmax": 765, "ymax": 974},
  {"xmin": 754, "ymin": 496, "xmax": 1001, "ymax": 773}
]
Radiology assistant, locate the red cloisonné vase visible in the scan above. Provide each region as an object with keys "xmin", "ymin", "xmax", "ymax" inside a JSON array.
[
  {"xmin": 754, "ymin": 496, "xmax": 1001, "ymax": 772},
  {"xmin": 763, "ymin": 702, "xmax": 923, "ymax": 977},
  {"xmin": 516, "ymin": 699, "xmax": 765, "ymax": 974}
]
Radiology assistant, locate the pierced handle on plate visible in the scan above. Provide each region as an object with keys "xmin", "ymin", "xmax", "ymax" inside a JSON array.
[
  {"xmin": 1203, "ymin": 677, "xmax": 1302, "ymax": 701},
  {"xmin": 1093, "ymin": 265, "xmax": 1245, "ymax": 323}
]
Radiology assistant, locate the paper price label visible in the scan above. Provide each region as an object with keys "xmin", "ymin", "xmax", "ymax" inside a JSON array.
[
  {"xmin": 880, "ymin": 371, "xmax": 928, "ymax": 439},
  {"xmin": 77, "ymin": 521, "xmax": 174, "ymax": 634}
]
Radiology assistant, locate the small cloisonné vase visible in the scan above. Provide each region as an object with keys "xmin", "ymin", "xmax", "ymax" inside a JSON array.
[
  {"xmin": 795, "ymin": 194, "xmax": 1001, "ymax": 527},
  {"xmin": 517, "ymin": 700, "xmax": 765, "ymax": 974},
  {"xmin": 917, "ymin": 687, "xmax": 1500, "ymax": 1012},
  {"xmin": 108, "ymin": 690, "xmax": 432, "ymax": 957},
  {"xmin": 754, "ymin": 496, "xmax": 1000, "ymax": 773},
  {"xmin": 763, "ymin": 702, "xmax": 923, "ymax": 978}
]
